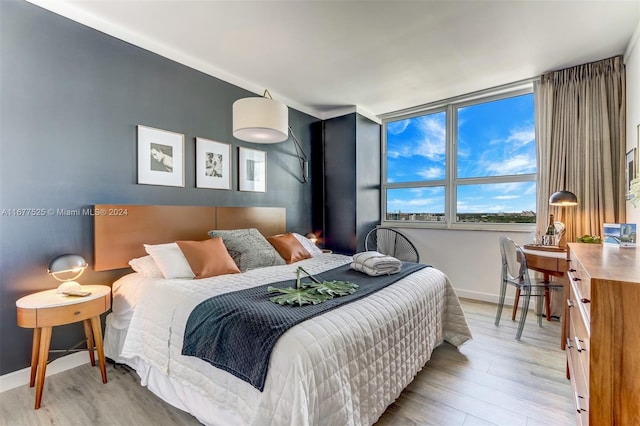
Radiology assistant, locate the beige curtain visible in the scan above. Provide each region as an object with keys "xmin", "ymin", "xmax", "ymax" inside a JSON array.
[{"xmin": 535, "ymin": 56, "xmax": 626, "ymax": 243}]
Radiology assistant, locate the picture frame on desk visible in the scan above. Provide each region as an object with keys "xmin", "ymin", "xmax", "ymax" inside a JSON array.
[{"xmin": 603, "ymin": 223, "xmax": 636, "ymax": 247}]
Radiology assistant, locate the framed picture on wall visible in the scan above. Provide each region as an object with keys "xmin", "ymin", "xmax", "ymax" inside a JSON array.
[
  {"xmin": 238, "ymin": 147, "xmax": 266, "ymax": 192},
  {"xmin": 637, "ymin": 123, "xmax": 640, "ymax": 170},
  {"xmin": 195, "ymin": 137, "xmax": 231, "ymax": 190},
  {"xmin": 627, "ymin": 147, "xmax": 637, "ymax": 198},
  {"xmin": 137, "ymin": 125, "xmax": 185, "ymax": 187}
]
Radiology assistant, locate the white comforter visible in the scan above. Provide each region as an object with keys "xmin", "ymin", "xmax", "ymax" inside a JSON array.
[{"xmin": 108, "ymin": 254, "xmax": 472, "ymax": 426}]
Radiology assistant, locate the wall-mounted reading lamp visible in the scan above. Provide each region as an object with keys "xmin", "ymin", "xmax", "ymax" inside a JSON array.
[{"xmin": 232, "ymin": 89, "xmax": 308, "ymax": 183}]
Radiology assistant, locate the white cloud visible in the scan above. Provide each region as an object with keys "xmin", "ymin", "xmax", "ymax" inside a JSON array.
[
  {"xmin": 487, "ymin": 122, "xmax": 534, "ymax": 149},
  {"xmin": 408, "ymin": 187, "xmax": 443, "ymax": 196},
  {"xmin": 523, "ymin": 184, "xmax": 537, "ymax": 195},
  {"xmin": 506, "ymin": 126, "xmax": 535, "ymax": 148},
  {"xmin": 387, "ymin": 145, "xmax": 414, "ymax": 159},
  {"xmin": 418, "ymin": 167, "xmax": 444, "ymax": 179},
  {"xmin": 415, "ymin": 115, "xmax": 446, "ymax": 160},
  {"xmin": 494, "ymin": 195, "xmax": 520, "ymax": 200},
  {"xmin": 387, "ymin": 197, "xmax": 437, "ymax": 208},
  {"xmin": 387, "ymin": 114, "xmax": 445, "ymax": 162},
  {"xmin": 387, "ymin": 186, "xmax": 444, "ymax": 211},
  {"xmin": 387, "ymin": 119, "xmax": 410, "ymax": 135},
  {"xmin": 485, "ymin": 154, "xmax": 536, "ymax": 175}
]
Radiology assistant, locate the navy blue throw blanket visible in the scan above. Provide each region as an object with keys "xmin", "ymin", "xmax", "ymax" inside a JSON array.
[{"xmin": 182, "ymin": 262, "xmax": 427, "ymax": 391}]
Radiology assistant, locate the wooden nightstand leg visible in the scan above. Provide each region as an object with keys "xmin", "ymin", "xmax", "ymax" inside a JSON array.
[
  {"xmin": 83, "ymin": 319, "xmax": 96, "ymax": 367},
  {"xmin": 34, "ymin": 326, "xmax": 52, "ymax": 409},
  {"xmin": 89, "ymin": 316, "xmax": 107, "ymax": 384},
  {"xmin": 29, "ymin": 328, "xmax": 41, "ymax": 387}
]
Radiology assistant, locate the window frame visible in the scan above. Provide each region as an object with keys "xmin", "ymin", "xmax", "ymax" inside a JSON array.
[{"xmin": 381, "ymin": 81, "xmax": 537, "ymax": 232}]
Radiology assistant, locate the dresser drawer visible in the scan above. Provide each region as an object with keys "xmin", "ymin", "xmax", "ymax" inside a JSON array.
[
  {"xmin": 567, "ymin": 256, "xmax": 591, "ymax": 319},
  {"xmin": 567, "ymin": 283, "xmax": 590, "ymax": 425},
  {"xmin": 567, "ymin": 340, "xmax": 590, "ymax": 426},
  {"xmin": 569, "ymin": 303, "xmax": 590, "ymax": 384},
  {"xmin": 569, "ymin": 281, "xmax": 590, "ymax": 382}
]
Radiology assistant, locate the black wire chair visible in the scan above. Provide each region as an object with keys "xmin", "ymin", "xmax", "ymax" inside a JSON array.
[{"xmin": 364, "ymin": 227, "xmax": 420, "ymax": 263}]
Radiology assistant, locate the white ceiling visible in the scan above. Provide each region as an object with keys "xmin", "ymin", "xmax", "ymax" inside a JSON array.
[{"xmin": 28, "ymin": 0, "xmax": 640, "ymax": 121}]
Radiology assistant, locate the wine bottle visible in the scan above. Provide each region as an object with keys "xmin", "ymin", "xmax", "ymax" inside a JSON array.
[{"xmin": 546, "ymin": 214, "xmax": 555, "ymax": 236}]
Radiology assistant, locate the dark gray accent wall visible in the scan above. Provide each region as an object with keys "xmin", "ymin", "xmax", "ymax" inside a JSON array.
[
  {"xmin": 313, "ymin": 113, "xmax": 381, "ymax": 254},
  {"xmin": 0, "ymin": 0, "xmax": 318, "ymax": 375}
]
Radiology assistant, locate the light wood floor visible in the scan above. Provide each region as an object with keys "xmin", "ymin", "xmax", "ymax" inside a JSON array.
[{"xmin": 0, "ymin": 299, "xmax": 574, "ymax": 426}]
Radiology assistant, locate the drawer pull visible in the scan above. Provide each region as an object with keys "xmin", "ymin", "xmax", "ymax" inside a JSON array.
[
  {"xmin": 574, "ymin": 393, "xmax": 586, "ymax": 413},
  {"xmin": 567, "ymin": 300, "xmax": 574, "ymax": 308},
  {"xmin": 580, "ymin": 298, "xmax": 591, "ymax": 304},
  {"xmin": 574, "ymin": 336, "xmax": 584, "ymax": 353},
  {"xmin": 566, "ymin": 337, "xmax": 573, "ymax": 349},
  {"xmin": 568, "ymin": 268, "xmax": 576, "ymax": 272},
  {"xmin": 573, "ymin": 277, "xmax": 581, "ymax": 282},
  {"xmin": 74, "ymin": 311, "xmax": 81, "ymax": 315}
]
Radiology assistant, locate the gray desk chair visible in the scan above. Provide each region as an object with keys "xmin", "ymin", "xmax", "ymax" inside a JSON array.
[
  {"xmin": 364, "ymin": 227, "xmax": 420, "ymax": 263},
  {"xmin": 494, "ymin": 236, "xmax": 562, "ymax": 340}
]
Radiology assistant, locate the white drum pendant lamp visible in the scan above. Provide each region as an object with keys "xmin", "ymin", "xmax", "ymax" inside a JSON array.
[{"xmin": 232, "ymin": 97, "xmax": 288, "ymax": 143}]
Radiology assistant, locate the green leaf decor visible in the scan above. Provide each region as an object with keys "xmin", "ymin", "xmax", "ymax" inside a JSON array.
[
  {"xmin": 307, "ymin": 280, "xmax": 358, "ymax": 297},
  {"xmin": 268, "ymin": 266, "xmax": 358, "ymax": 306},
  {"xmin": 267, "ymin": 286, "xmax": 328, "ymax": 306}
]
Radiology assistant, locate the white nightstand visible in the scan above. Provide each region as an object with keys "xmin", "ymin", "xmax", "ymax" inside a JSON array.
[{"xmin": 16, "ymin": 285, "xmax": 111, "ymax": 409}]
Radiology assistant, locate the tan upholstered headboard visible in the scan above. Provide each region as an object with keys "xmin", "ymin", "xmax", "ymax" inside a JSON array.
[{"xmin": 93, "ymin": 204, "xmax": 286, "ymax": 271}]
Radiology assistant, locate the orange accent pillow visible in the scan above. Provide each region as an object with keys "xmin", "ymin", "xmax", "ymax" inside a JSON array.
[
  {"xmin": 176, "ymin": 238, "xmax": 240, "ymax": 279},
  {"xmin": 267, "ymin": 233, "xmax": 312, "ymax": 264}
]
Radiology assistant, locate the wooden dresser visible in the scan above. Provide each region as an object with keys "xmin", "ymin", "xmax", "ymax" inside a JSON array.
[{"xmin": 565, "ymin": 243, "xmax": 640, "ymax": 425}]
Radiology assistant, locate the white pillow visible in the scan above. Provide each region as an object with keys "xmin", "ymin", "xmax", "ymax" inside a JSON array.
[
  {"xmin": 128, "ymin": 255, "xmax": 164, "ymax": 278},
  {"xmin": 292, "ymin": 233, "xmax": 324, "ymax": 257},
  {"xmin": 143, "ymin": 243, "xmax": 195, "ymax": 279}
]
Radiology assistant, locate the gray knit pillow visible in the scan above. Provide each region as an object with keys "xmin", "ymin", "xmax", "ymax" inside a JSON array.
[{"xmin": 207, "ymin": 228, "xmax": 285, "ymax": 272}]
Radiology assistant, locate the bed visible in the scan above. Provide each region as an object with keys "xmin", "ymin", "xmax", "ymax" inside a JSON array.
[{"xmin": 97, "ymin": 205, "xmax": 472, "ymax": 426}]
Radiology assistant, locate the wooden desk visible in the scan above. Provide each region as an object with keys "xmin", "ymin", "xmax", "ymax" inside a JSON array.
[{"xmin": 522, "ymin": 247, "xmax": 569, "ymax": 349}]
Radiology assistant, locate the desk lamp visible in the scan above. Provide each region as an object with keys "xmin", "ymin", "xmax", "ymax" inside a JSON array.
[
  {"xmin": 48, "ymin": 254, "xmax": 88, "ymax": 294},
  {"xmin": 549, "ymin": 191, "xmax": 578, "ymax": 246}
]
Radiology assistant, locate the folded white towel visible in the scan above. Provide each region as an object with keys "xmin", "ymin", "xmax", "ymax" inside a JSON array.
[{"xmin": 350, "ymin": 251, "xmax": 402, "ymax": 276}]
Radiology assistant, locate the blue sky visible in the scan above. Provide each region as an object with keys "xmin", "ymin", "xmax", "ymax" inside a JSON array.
[{"xmin": 386, "ymin": 93, "xmax": 536, "ymax": 215}]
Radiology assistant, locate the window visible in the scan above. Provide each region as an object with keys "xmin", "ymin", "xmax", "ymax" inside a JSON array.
[{"xmin": 382, "ymin": 85, "xmax": 536, "ymax": 229}]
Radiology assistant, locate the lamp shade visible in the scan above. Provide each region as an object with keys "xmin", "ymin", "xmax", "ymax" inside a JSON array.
[
  {"xmin": 232, "ymin": 97, "xmax": 288, "ymax": 143},
  {"xmin": 48, "ymin": 254, "xmax": 88, "ymax": 282},
  {"xmin": 549, "ymin": 191, "xmax": 578, "ymax": 206}
]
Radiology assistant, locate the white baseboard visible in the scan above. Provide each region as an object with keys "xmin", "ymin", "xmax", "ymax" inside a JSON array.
[
  {"xmin": 0, "ymin": 351, "xmax": 92, "ymax": 393},
  {"xmin": 456, "ymin": 289, "xmax": 515, "ymax": 306},
  {"xmin": 457, "ymin": 289, "xmax": 551, "ymax": 318}
]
